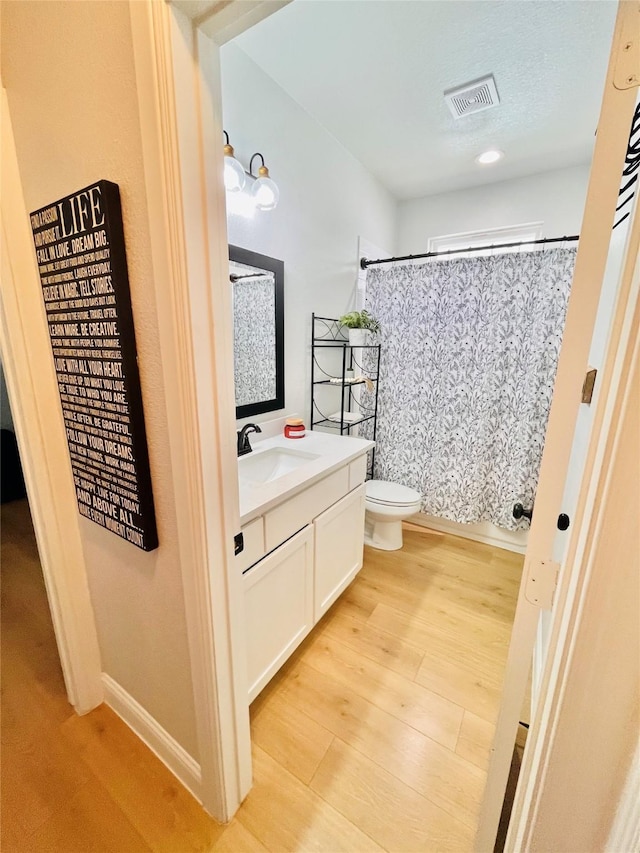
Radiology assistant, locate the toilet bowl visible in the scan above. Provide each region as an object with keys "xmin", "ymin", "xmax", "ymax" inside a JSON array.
[{"xmin": 364, "ymin": 480, "xmax": 422, "ymax": 551}]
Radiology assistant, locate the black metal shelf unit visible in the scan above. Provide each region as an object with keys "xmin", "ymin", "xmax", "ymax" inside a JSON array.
[{"xmin": 310, "ymin": 314, "xmax": 381, "ymax": 477}]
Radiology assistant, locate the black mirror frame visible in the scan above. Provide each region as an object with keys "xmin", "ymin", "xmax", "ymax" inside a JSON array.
[{"xmin": 229, "ymin": 244, "xmax": 285, "ymax": 420}]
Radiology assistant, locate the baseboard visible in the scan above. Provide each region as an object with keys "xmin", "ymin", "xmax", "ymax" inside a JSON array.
[
  {"xmin": 407, "ymin": 513, "xmax": 528, "ymax": 555},
  {"xmin": 102, "ymin": 673, "xmax": 202, "ymax": 802}
]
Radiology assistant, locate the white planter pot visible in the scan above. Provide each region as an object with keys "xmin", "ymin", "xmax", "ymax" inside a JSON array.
[{"xmin": 348, "ymin": 328, "xmax": 369, "ymax": 346}]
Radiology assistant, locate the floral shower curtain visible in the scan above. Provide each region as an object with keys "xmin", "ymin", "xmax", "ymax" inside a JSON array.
[{"xmin": 364, "ymin": 248, "xmax": 576, "ymax": 530}]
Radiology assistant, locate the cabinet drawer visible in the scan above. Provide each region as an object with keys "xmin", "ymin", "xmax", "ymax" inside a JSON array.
[
  {"xmin": 264, "ymin": 467, "xmax": 349, "ymax": 552},
  {"xmin": 236, "ymin": 516, "xmax": 265, "ymax": 574},
  {"xmin": 243, "ymin": 525, "xmax": 314, "ymax": 702},
  {"xmin": 349, "ymin": 453, "xmax": 368, "ymax": 490}
]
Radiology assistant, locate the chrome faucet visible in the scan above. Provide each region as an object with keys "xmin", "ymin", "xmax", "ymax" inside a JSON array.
[{"xmin": 237, "ymin": 423, "xmax": 262, "ymax": 457}]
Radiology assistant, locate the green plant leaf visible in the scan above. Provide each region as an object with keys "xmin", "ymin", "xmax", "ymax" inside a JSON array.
[{"xmin": 338, "ymin": 310, "xmax": 381, "ymax": 332}]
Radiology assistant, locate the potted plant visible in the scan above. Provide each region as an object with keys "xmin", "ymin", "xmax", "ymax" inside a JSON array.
[{"xmin": 339, "ymin": 310, "xmax": 381, "ymax": 346}]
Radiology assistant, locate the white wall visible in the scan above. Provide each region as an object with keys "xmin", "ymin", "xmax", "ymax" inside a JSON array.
[
  {"xmin": 221, "ymin": 44, "xmax": 396, "ymax": 424},
  {"xmin": 2, "ymin": 0, "xmax": 199, "ymax": 759},
  {"xmin": 397, "ymin": 164, "xmax": 591, "ymax": 253}
]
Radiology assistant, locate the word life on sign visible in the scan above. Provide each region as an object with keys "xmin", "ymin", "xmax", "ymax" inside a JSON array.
[{"xmin": 30, "ymin": 180, "xmax": 158, "ymax": 551}]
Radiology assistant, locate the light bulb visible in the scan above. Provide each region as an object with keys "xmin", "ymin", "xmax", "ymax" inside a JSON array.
[
  {"xmin": 251, "ymin": 176, "xmax": 279, "ymax": 211},
  {"xmin": 251, "ymin": 162, "xmax": 280, "ymax": 210},
  {"xmin": 475, "ymin": 149, "xmax": 504, "ymax": 166},
  {"xmin": 223, "ymin": 142, "xmax": 246, "ymax": 192}
]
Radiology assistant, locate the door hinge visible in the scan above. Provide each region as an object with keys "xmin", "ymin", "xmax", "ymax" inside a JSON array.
[
  {"xmin": 234, "ymin": 532, "xmax": 244, "ymax": 556},
  {"xmin": 582, "ymin": 368, "xmax": 597, "ymax": 404},
  {"xmin": 613, "ymin": 3, "xmax": 640, "ymax": 91},
  {"xmin": 525, "ymin": 559, "xmax": 560, "ymax": 610}
]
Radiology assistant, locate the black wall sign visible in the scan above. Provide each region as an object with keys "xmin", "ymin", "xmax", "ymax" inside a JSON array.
[{"xmin": 30, "ymin": 180, "xmax": 158, "ymax": 551}]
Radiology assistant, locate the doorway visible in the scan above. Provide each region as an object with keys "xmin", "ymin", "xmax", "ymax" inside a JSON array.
[
  {"xmin": 4, "ymin": 0, "xmax": 633, "ymax": 847},
  {"xmin": 168, "ymin": 0, "xmax": 638, "ymax": 848},
  {"xmin": 0, "ymin": 429, "xmax": 72, "ymax": 845}
]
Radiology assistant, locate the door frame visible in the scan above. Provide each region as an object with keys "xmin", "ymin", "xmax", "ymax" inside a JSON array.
[
  {"xmin": 0, "ymin": 89, "xmax": 103, "ymax": 715},
  {"xmin": 507, "ymin": 174, "xmax": 640, "ymax": 850},
  {"xmin": 127, "ymin": 0, "xmax": 291, "ymax": 818},
  {"xmin": 475, "ymin": 4, "xmax": 639, "ymax": 845},
  {"xmin": 7, "ymin": 0, "xmax": 632, "ymax": 834},
  {"xmin": 139, "ymin": 0, "xmax": 639, "ymax": 832}
]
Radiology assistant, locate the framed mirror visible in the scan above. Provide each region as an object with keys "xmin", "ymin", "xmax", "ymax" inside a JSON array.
[{"xmin": 229, "ymin": 245, "xmax": 285, "ymax": 419}]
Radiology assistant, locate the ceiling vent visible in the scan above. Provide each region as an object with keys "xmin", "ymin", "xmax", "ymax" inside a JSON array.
[{"xmin": 444, "ymin": 75, "xmax": 500, "ymax": 120}]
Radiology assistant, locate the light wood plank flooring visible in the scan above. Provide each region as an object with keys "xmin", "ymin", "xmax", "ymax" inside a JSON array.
[{"xmin": 2, "ymin": 500, "xmax": 523, "ymax": 852}]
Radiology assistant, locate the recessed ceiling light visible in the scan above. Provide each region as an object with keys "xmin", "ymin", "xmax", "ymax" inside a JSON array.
[{"xmin": 476, "ymin": 149, "xmax": 504, "ymax": 166}]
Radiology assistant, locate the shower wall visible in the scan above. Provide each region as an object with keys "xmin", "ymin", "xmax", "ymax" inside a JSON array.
[{"xmin": 396, "ymin": 164, "xmax": 591, "ymax": 255}]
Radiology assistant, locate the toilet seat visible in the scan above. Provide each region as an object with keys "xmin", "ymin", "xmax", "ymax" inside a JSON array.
[{"xmin": 366, "ymin": 480, "xmax": 421, "ymax": 507}]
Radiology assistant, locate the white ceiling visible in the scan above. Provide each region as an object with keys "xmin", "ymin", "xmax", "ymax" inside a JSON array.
[{"xmin": 232, "ymin": 0, "xmax": 618, "ymax": 200}]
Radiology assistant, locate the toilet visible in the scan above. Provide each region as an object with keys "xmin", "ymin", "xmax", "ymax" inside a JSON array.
[{"xmin": 364, "ymin": 480, "xmax": 422, "ymax": 551}]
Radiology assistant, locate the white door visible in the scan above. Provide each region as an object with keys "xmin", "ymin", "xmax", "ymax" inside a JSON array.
[
  {"xmin": 476, "ymin": 5, "xmax": 640, "ymax": 847},
  {"xmin": 531, "ymin": 214, "xmax": 636, "ymax": 703}
]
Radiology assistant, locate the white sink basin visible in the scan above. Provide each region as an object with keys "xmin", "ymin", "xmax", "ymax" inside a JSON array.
[{"xmin": 238, "ymin": 447, "xmax": 320, "ymax": 486}]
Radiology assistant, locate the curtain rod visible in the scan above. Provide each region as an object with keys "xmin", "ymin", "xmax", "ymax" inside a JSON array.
[
  {"xmin": 359, "ymin": 234, "xmax": 580, "ymax": 270},
  {"xmin": 229, "ymin": 272, "xmax": 272, "ymax": 282}
]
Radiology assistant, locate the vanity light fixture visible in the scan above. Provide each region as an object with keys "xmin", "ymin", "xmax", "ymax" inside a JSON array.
[
  {"xmin": 223, "ymin": 131, "xmax": 246, "ymax": 193},
  {"xmin": 249, "ymin": 153, "xmax": 280, "ymax": 211},
  {"xmin": 476, "ymin": 148, "xmax": 504, "ymax": 166},
  {"xmin": 222, "ymin": 133, "xmax": 280, "ymax": 211}
]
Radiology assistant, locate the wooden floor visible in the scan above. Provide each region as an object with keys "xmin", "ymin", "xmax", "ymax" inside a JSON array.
[{"xmin": 2, "ymin": 500, "xmax": 523, "ymax": 852}]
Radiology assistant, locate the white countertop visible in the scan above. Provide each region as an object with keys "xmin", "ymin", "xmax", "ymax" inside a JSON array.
[{"xmin": 238, "ymin": 431, "xmax": 374, "ymax": 525}]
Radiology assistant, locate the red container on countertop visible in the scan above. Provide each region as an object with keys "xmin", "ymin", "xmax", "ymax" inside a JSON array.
[{"xmin": 284, "ymin": 418, "xmax": 306, "ymax": 438}]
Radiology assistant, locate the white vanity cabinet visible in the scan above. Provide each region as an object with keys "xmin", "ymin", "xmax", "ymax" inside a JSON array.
[{"xmin": 239, "ymin": 449, "xmax": 369, "ymax": 702}]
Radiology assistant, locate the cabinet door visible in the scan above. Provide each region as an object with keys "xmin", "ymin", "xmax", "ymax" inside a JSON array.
[
  {"xmin": 314, "ymin": 484, "xmax": 366, "ymax": 621},
  {"xmin": 243, "ymin": 525, "xmax": 313, "ymax": 702}
]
